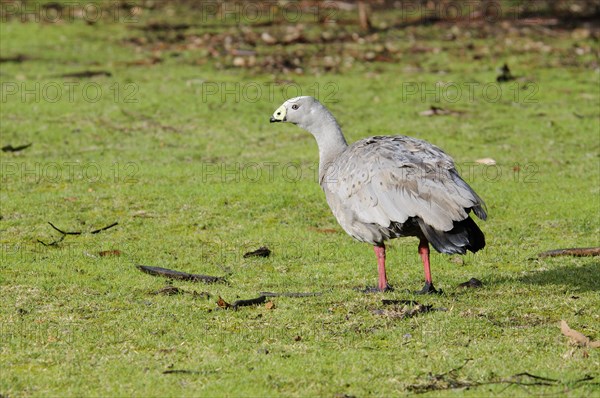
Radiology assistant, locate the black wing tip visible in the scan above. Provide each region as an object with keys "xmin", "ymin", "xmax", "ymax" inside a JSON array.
[{"xmin": 419, "ymin": 216, "xmax": 486, "ymax": 255}]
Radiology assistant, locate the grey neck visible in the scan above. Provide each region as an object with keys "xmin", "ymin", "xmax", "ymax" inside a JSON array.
[{"xmin": 301, "ymin": 111, "xmax": 348, "ymax": 182}]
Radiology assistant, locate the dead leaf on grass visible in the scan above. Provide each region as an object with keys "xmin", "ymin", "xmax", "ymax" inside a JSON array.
[
  {"xmin": 217, "ymin": 296, "xmax": 231, "ymax": 309},
  {"xmin": 265, "ymin": 301, "xmax": 275, "ymax": 310}
]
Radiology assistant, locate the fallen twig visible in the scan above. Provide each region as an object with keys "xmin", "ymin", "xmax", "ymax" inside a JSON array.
[
  {"xmin": 538, "ymin": 247, "xmax": 600, "ymax": 257},
  {"xmin": 217, "ymin": 295, "xmax": 267, "ymax": 310},
  {"xmin": 37, "ymin": 235, "xmax": 65, "ymax": 247},
  {"xmin": 406, "ymin": 359, "xmax": 594, "ymax": 394},
  {"xmin": 232, "ymin": 296, "xmax": 266, "ymax": 309},
  {"xmin": 505, "ymin": 372, "xmax": 558, "ymax": 384},
  {"xmin": 47, "ymin": 221, "xmax": 118, "ymax": 235},
  {"xmin": 91, "ymin": 222, "xmax": 119, "ymax": 234},
  {"xmin": 39, "ymin": 221, "xmax": 119, "ymax": 245},
  {"xmin": 382, "ymin": 299, "xmax": 419, "ymax": 305},
  {"xmin": 260, "ymin": 291, "xmax": 322, "ymax": 297},
  {"xmin": 48, "ymin": 222, "xmax": 81, "ymax": 235},
  {"xmin": 162, "ymin": 369, "xmax": 199, "ymax": 375},
  {"xmin": 136, "ymin": 265, "xmax": 225, "ymax": 284},
  {"xmin": 54, "ymin": 70, "xmax": 112, "ymax": 78}
]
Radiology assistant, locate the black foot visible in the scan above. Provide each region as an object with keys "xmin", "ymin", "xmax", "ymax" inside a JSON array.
[
  {"xmin": 361, "ymin": 284, "xmax": 394, "ymax": 293},
  {"xmin": 415, "ymin": 282, "xmax": 443, "ymax": 295}
]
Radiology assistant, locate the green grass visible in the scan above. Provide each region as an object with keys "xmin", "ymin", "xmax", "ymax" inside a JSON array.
[{"xmin": 1, "ymin": 2, "xmax": 599, "ymax": 397}]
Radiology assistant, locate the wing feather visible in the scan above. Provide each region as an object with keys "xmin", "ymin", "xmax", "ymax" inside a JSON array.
[{"xmin": 322, "ymin": 135, "xmax": 486, "ymax": 235}]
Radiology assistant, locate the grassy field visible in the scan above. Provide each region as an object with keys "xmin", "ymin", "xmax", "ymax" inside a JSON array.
[{"xmin": 1, "ymin": 1, "xmax": 599, "ymax": 397}]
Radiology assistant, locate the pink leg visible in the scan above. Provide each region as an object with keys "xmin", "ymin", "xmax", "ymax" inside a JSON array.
[
  {"xmin": 417, "ymin": 238, "xmax": 439, "ymax": 294},
  {"xmin": 373, "ymin": 244, "xmax": 388, "ymax": 291},
  {"xmin": 418, "ymin": 238, "xmax": 432, "ymax": 284}
]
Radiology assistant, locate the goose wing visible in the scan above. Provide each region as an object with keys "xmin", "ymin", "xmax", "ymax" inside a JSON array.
[{"xmin": 321, "ymin": 135, "xmax": 486, "ymax": 234}]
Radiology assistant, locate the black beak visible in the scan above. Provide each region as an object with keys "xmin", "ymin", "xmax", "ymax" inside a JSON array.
[{"xmin": 270, "ymin": 117, "xmax": 279, "ymax": 123}]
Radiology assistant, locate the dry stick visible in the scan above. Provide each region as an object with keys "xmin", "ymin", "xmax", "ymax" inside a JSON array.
[
  {"xmin": 39, "ymin": 221, "xmax": 118, "ymax": 246},
  {"xmin": 232, "ymin": 296, "xmax": 266, "ymax": 309},
  {"xmin": 508, "ymin": 372, "xmax": 559, "ymax": 383},
  {"xmin": 408, "ymin": 357, "xmax": 595, "ymax": 393},
  {"xmin": 47, "ymin": 221, "xmax": 118, "ymax": 235},
  {"xmin": 48, "ymin": 222, "xmax": 81, "ymax": 235},
  {"xmin": 260, "ymin": 291, "xmax": 322, "ymax": 297},
  {"xmin": 136, "ymin": 265, "xmax": 225, "ymax": 284},
  {"xmin": 162, "ymin": 369, "xmax": 199, "ymax": 375},
  {"xmin": 37, "ymin": 235, "xmax": 65, "ymax": 247},
  {"xmin": 91, "ymin": 222, "xmax": 118, "ymax": 234},
  {"xmin": 382, "ymin": 299, "xmax": 420, "ymax": 306},
  {"xmin": 538, "ymin": 247, "xmax": 600, "ymax": 257}
]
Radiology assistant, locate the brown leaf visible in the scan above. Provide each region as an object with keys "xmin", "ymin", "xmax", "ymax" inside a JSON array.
[
  {"xmin": 560, "ymin": 320, "xmax": 599, "ymax": 348},
  {"xmin": 265, "ymin": 301, "xmax": 275, "ymax": 310},
  {"xmin": 217, "ymin": 296, "xmax": 231, "ymax": 309}
]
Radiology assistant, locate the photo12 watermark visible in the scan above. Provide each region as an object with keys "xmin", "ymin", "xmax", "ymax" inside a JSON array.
[
  {"xmin": 196, "ymin": 1, "xmax": 339, "ymax": 24},
  {"xmin": 1, "ymin": 161, "xmax": 140, "ymax": 184},
  {"xmin": 197, "ymin": 161, "xmax": 539, "ymax": 185},
  {"xmin": 401, "ymin": 82, "xmax": 539, "ymax": 104},
  {"xmin": 194, "ymin": 81, "xmax": 340, "ymax": 104},
  {"xmin": 1, "ymin": 1, "xmax": 141, "ymax": 23},
  {"xmin": 1, "ymin": 82, "xmax": 139, "ymax": 104},
  {"xmin": 393, "ymin": 0, "xmax": 520, "ymax": 23}
]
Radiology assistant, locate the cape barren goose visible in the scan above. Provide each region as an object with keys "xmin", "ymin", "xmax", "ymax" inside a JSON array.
[{"xmin": 270, "ymin": 96, "xmax": 487, "ymax": 293}]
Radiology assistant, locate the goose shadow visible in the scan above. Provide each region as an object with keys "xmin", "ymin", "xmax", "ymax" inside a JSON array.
[{"xmin": 494, "ymin": 260, "xmax": 600, "ymax": 293}]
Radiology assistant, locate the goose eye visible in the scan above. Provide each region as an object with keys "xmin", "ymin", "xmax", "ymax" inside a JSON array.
[{"xmin": 291, "ymin": 104, "xmax": 299, "ymax": 110}]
